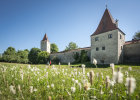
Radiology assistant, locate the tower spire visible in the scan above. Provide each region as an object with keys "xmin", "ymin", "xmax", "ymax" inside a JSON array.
[
  {"xmin": 42, "ymin": 33, "xmax": 48, "ymax": 41},
  {"xmin": 91, "ymin": 8, "xmax": 117, "ymax": 36}
]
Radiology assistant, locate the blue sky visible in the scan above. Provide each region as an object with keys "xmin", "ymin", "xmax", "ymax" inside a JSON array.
[{"xmin": 0, "ymin": 0, "xmax": 140, "ymax": 53}]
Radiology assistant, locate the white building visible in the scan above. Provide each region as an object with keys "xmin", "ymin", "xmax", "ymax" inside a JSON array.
[{"xmin": 40, "ymin": 33, "xmax": 51, "ymax": 53}]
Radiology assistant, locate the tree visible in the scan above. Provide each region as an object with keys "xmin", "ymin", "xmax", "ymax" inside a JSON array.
[
  {"xmin": 51, "ymin": 43, "xmax": 59, "ymax": 53},
  {"xmin": 37, "ymin": 51, "xmax": 49, "ymax": 64},
  {"xmin": 73, "ymin": 52, "xmax": 80, "ymax": 63},
  {"xmin": 28, "ymin": 48, "xmax": 41, "ymax": 64},
  {"xmin": 16, "ymin": 50, "xmax": 29, "ymax": 64},
  {"xmin": 80, "ymin": 50, "xmax": 89, "ymax": 63},
  {"xmin": 65, "ymin": 42, "xmax": 78, "ymax": 51},
  {"xmin": 73, "ymin": 50, "xmax": 90, "ymax": 63},
  {"xmin": 2, "ymin": 47, "xmax": 16, "ymax": 62},
  {"xmin": 133, "ymin": 31, "xmax": 140, "ymax": 40}
]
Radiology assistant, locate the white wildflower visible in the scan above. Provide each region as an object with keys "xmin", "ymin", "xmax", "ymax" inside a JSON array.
[
  {"xmin": 34, "ymin": 88, "xmax": 37, "ymax": 92},
  {"xmin": 110, "ymin": 63, "xmax": 115, "ymax": 74},
  {"xmin": 109, "ymin": 89, "xmax": 113, "ymax": 94},
  {"xmin": 30, "ymin": 86, "xmax": 33, "ymax": 93},
  {"xmin": 62, "ymin": 80, "xmax": 65, "ymax": 83},
  {"xmin": 28, "ymin": 65, "xmax": 31, "ymax": 69},
  {"xmin": 125, "ymin": 77, "xmax": 136, "ymax": 94},
  {"xmin": 75, "ymin": 80, "xmax": 79, "ymax": 84},
  {"xmin": 68, "ymin": 62, "xmax": 70, "ymax": 67},
  {"xmin": 113, "ymin": 68, "xmax": 123, "ymax": 83},
  {"xmin": 128, "ymin": 67, "xmax": 132, "ymax": 71},
  {"xmin": 106, "ymin": 76, "xmax": 110, "ymax": 88},
  {"xmin": 110, "ymin": 80, "xmax": 115, "ymax": 86},
  {"xmin": 81, "ymin": 64, "xmax": 85, "ymax": 74},
  {"xmin": 10, "ymin": 85, "xmax": 16, "ymax": 94},
  {"xmin": 100, "ymin": 85, "xmax": 104, "ymax": 94},
  {"xmin": 72, "ymin": 78, "xmax": 75, "ymax": 82},
  {"xmin": 87, "ymin": 73, "xmax": 90, "ymax": 78},
  {"xmin": 18, "ymin": 85, "xmax": 21, "ymax": 92},
  {"xmin": 101, "ymin": 72, "xmax": 104, "ymax": 80},
  {"xmin": 78, "ymin": 83, "xmax": 82, "ymax": 90},
  {"xmin": 47, "ymin": 85, "xmax": 50, "ymax": 89},
  {"xmin": 71, "ymin": 87, "xmax": 76, "ymax": 93},
  {"xmin": 51, "ymin": 84, "xmax": 54, "ymax": 88},
  {"xmin": 93, "ymin": 59, "xmax": 97, "ymax": 65},
  {"xmin": 96, "ymin": 73, "xmax": 99, "ymax": 78},
  {"xmin": 84, "ymin": 82, "xmax": 91, "ymax": 91},
  {"xmin": 125, "ymin": 71, "xmax": 129, "ymax": 77},
  {"xmin": 59, "ymin": 62, "xmax": 61, "ymax": 66},
  {"xmin": 90, "ymin": 71, "xmax": 94, "ymax": 85}
]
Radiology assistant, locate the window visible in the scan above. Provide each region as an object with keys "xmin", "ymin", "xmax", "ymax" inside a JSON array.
[
  {"xmin": 95, "ymin": 37, "xmax": 99, "ymax": 41},
  {"xmin": 121, "ymin": 46, "xmax": 123, "ymax": 50},
  {"xmin": 120, "ymin": 34, "xmax": 122, "ymax": 39},
  {"xmin": 108, "ymin": 34, "xmax": 112, "ymax": 39},
  {"xmin": 102, "ymin": 46, "xmax": 105, "ymax": 50},
  {"xmin": 96, "ymin": 47, "xmax": 99, "ymax": 51}
]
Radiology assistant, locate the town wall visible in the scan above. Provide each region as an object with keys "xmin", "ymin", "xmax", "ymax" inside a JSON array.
[
  {"xmin": 123, "ymin": 40, "xmax": 140, "ymax": 63},
  {"xmin": 50, "ymin": 47, "xmax": 91, "ymax": 63}
]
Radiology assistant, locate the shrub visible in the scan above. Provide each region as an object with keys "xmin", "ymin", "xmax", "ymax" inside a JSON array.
[
  {"xmin": 37, "ymin": 51, "xmax": 50, "ymax": 64},
  {"xmin": 28, "ymin": 48, "xmax": 41, "ymax": 64},
  {"xmin": 73, "ymin": 50, "xmax": 90, "ymax": 63},
  {"xmin": 51, "ymin": 56, "xmax": 60, "ymax": 64}
]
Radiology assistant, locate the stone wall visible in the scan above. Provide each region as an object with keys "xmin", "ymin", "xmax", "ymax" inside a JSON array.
[
  {"xmin": 50, "ymin": 47, "xmax": 91, "ymax": 63},
  {"xmin": 123, "ymin": 40, "xmax": 140, "ymax": 63}
]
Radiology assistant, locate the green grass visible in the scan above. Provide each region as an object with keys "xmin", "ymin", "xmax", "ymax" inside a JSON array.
[{"xmin": 0, "ymin": 62, "xmax": 140, "ymax": 100}]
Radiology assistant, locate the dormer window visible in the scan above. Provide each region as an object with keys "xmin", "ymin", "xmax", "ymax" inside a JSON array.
[
  {"xmin": 108, "ymin": 34, "xmax": 112, "ymax": 39},
  {"xmin": 95, "ymin": 37, "xmax": 99, "ymax": 41}
]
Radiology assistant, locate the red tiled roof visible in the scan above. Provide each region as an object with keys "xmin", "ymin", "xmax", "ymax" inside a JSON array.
[
  {"xmin": 125, "ymin": 39, "xmax": 140, "ymax": 45},
  {"xmin": 42, "ymin": 33, "xmax": 48, "ymax": 41},
  {"xmin": 91, "ymin": 8, "xmax": 118, "ymax": 36}
]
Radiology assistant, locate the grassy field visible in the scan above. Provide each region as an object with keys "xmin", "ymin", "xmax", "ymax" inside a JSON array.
[{"xmin": 0, "ymin": 62, "xmax": 140, "ymax": 100}]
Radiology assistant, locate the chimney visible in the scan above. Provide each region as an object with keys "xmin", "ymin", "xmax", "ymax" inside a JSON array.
[{"xmin": 115, "ymin": 19, "xmax": 118, "ymax": 28}]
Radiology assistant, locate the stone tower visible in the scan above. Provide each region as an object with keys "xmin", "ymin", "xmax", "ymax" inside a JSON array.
[
  {"xmin": 41, "ymin": 33, "xmax": 51, "ymax": 53},
  {"xmin": 91, "ymin": 8, "xmax": 125, "ymax": 64}
]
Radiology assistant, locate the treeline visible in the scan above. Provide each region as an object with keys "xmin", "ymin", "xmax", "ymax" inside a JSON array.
[{"xmin": 0, "ymin": 47, "xmax": 50, "ymax": 64}]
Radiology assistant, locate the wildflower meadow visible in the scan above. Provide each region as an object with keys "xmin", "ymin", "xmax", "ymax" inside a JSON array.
[{"xmin": 0, "ymin": 62, "xmax": 140, "ymax": 100}]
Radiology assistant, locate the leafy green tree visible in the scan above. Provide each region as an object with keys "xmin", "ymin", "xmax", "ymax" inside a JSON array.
[
  {"xmin": 24, "ymin": 49, "xmax": 29, "ymax": 53},
  {"xmin": 28, "ymin": 48, "xmax": 41, "ymax": 64},
  {"xmin": 0, "ymin": 53, "xmax": 2, "ymax": 62},
  {"xmin": 133, "ymin": 31, "xmax": 140, "ymax": 40},
  {"xmin": 80, "ymin": 50, "xmax": 89, "ymax": 63},
  {"xmin": 51, "ymin": 43, "xmax": 59, "ymax": 53},
  {"xmin": 2, "ymin": 47, "xmax": 16, "ymax": 62},
  {"xmin": 37, "ymin": 51, "xmax": 49, "ymax": 64},
  {"xmin": 65, "ymin": 42, "xmax": 78, "ymax": 51},
  {"xmin": 16, "ymin": 50, "xmax": 29, "ymax": 63},
  {"xmin": 73, "ymin": 52, "xmax": 80, "ymax": 63},
  {"xmin": 73, "ymin": 50, "xmax": 89, "ymax": 63}
]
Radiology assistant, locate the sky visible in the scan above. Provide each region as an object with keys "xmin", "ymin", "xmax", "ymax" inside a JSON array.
[{"xmin": 0, "ymin": 0, "xmax": 140, "ymax": 53}]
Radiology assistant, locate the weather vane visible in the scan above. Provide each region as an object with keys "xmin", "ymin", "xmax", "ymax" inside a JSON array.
[{"xmin": 106, "ymin": 4, "xmax": 108, "ymax": 9}]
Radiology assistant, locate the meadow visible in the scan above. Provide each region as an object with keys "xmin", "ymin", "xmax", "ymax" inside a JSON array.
[{"xmin": 0, "ymin": 62, "xmax": 140, "ymax": 100}]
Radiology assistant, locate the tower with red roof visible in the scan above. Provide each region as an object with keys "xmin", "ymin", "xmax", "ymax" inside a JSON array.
[
  {"xmin": 91, "ymin": 8, "xmax": 125, "ymax": 64},
  {"xmin": 41, "ymin": 33, "xmax": 51, "ymax": 53}
]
